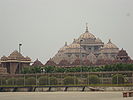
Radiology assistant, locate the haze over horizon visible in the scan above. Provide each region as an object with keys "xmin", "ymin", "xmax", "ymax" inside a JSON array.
[{"xmin": 0, "ymin": 0, "xmax": 133, "ymax": 64}]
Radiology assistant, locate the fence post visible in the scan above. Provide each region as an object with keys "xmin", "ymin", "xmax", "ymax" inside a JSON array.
[
  {"xmin": 24, "ymin": 75, "xmax": 25, "ymax": 86},
  {"xmin": 0, "ymin": 77, "xmax": 1, "ymax": 86},
  {"xmin": 36, "ymin": 74, "xmax": 37, "ymax": 86},
  {"xmin": 88, "ymin": 73, "xmax": 89, "ymax": 85}
]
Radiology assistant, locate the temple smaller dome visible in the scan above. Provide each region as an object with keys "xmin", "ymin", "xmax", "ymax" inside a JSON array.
[
  {"xmin": 102, "ymin": 39, "xmax": 118, "ymax": 49},
  {"xmin": 64, "ymin": 41, "xmax": 86, "ymax": 54},
  {"xmin": 1, "ymin": 56, "xmax": 8, "ymax": 60},
  {"xmin": 67, "ymin": 42, "xmax": 80, "ymax": 49}
]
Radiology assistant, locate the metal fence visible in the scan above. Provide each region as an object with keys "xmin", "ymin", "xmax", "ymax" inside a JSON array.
[{"xmin": 0, "ymin": 71, "xmax": 133, "ymax": 86}]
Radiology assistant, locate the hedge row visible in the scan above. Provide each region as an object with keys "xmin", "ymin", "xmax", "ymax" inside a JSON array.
[{"xmin": 0, "ymin": 74, "xmax": 125, "ymax": 86}]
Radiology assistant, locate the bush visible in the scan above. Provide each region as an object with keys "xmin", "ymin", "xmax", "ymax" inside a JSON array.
[
  {"xmin": 38, "ymin": 76, "xmax": 48, "ymax": 85},
  {"xmin": 87, "ymin": 75, "xmax": 100, "ymax": 84},
  {"xmin": 63, "ymin": 76, "xmax": 78, "ymax": 85},
  {"xmin": 112, "ymin": 74, "xmax": 125, "ymax": 84},
  {"xmin": 16, "ymin": 78, "xmax": 24, "ymax": 85},
  {"xmin": 49, "ymin": 77, "xmax": 58, "ymax": 85},
  {"xmin": 7, "ymin": 78, "xmax": 16, "ymax": 85},
  {"xmin": 0, "ymin": 77, "xmax": 6, "ymax": 85},
  {"xmin": 25, "ymin": 77, "xmax": 36, "ymax": 85}
]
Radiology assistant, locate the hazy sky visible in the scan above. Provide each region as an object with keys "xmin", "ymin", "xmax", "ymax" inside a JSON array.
[{"xmin": 0, "ymin": 0, "xmax": 133, "ymax": 64}]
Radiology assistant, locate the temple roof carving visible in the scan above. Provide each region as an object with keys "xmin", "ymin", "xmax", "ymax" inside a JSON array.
[{"xmin": 32, "ymin": 59, "xmax": 43, "ymax": 66}]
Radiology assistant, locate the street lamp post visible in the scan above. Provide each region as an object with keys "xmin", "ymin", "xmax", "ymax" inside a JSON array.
[
  {"xmin": 79, "ymin": 40, "xmax": 83, "ymax": 77},
  {"xmin": 19, "ymin": 44, "xmax": 22, "ymax": 53},
  {"xmin": 117, "ymin": 67, "xmax": 119, "ymax": 85},
  {"xmin": 19, "ymin": 44, "xmax": 22, "ymax": 74}
]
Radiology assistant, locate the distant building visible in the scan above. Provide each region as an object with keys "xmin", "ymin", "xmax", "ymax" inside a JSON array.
[
  {"xmin": 0, "ymin": 50, "xmax": 32, "ymax": 74},
  {"xmin": 46, "ymin": 24, "xmax": 132, "ymax": 66}
]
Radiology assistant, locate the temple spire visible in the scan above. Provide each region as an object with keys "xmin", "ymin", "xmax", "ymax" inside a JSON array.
[
  {"xmin": 85, "ymin": 23, "xmax": 89, "ymax": 32},
  {"xmin": 73, "ymin": 39, "xmax": 76, "ymax": 43},
  {"xmin": 108, "ymin": 39, "xmax": 111, "ymax": 43},
  {"xmin": 65, "ymin": 42, "xmax": 67, "ymax": 46}
]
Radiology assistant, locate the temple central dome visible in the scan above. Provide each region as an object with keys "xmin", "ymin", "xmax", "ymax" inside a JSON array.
[
  {"xmin": 79, "ymin": 31, "xmax": 96, "ymax": 39},
  {"xmin": 78, "ymin": 23, "xmax": 96, "ymax": 40}
]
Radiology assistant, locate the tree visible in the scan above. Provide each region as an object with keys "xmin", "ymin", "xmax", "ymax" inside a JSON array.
[
  {"xmin": 31, "ymin": 66, "xmax": 42, "ymax": 73},
  {"xmin": 63, "ymin": 76, "xmax": 78, "ymax": 85},
  {"xmin": 87, "ymin": 75, "xmax": 100, "ymax": 84},
  {"xmin": 112, "ymin": 74, "xmax": 125, "ymax": 84},
  {"xmin": 55, "ymin": 67, "xmax": 65, "ymax": 73},
  {"xmin": 21, "ymin": 66, "xmax": 42, "ymax": 74},
  {"xmin": 44, "ymin": 66, "xmax": 55, "ymax": 73}
]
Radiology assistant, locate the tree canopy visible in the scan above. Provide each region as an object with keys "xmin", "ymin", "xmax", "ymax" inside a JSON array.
[{"xmin": 21, "ymin": 63, "xmax": 133, "ymax": 74}]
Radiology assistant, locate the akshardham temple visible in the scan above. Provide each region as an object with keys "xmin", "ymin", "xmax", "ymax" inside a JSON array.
[
  {"xmin": 45, "ymin": 24, "xmax": 132, "ymax": 67},
  {"xmin": 0, "ymin": 50, "xmax": 32, "ymax": 74}
]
